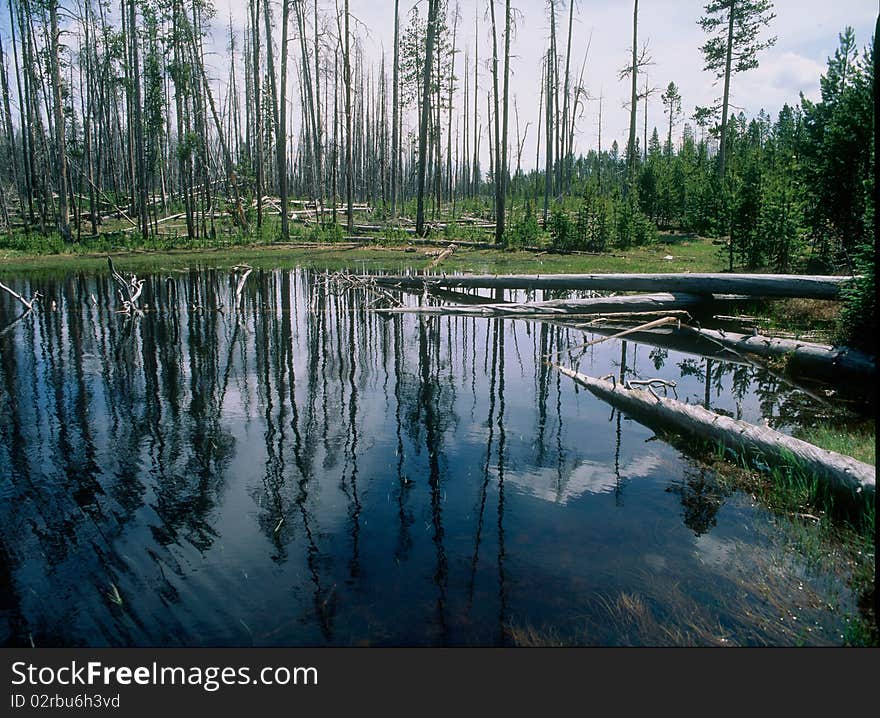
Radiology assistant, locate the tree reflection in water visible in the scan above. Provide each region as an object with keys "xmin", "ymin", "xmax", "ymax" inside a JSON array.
[{"xmin": 0, "ymin": 268, "xmax": 864, "ymax": 646}]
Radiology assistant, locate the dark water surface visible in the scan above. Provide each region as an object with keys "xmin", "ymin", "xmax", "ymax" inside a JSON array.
[{"xmin": 0, "ymin": 267, "xmax": 864, "ymax": 646}]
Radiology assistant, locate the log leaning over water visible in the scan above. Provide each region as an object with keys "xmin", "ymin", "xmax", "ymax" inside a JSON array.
[
  {"xmin": 372, "ymin": 292, "xmax": 708, "ymax": 317},
  {"xmin": 680, "ymin": 326, "xmax": 875, "ymax": 379},
  {"xmin": 552, "ymin": 366, "xmax": 875, "ymax": 499},
  {"xmin": 373, "ymin": 272, "xmax": 853, "ymax": 299}
]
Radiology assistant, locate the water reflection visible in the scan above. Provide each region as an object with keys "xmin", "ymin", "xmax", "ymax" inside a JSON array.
[{"xmin": 0, "ymin": 268, "xmax": 860, "ymax": 646}]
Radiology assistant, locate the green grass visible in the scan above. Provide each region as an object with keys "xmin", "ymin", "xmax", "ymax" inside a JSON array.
[
  {"xmin": 0, "ymin": 230, "xmax": 727, "ymax": 276},
  {"xmin": 796, "ymin": 422, "xmax": 876, "ymax": 466}
]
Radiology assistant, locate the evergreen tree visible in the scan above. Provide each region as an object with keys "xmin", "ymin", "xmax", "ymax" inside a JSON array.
[{"xmin": 698, "ymin": 0, "xmax": 776, "ymax": 180}]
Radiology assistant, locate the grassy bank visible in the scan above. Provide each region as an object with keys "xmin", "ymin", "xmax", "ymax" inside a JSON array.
[
  {"xmin": 796, "ymin": 422, "xmax": 876, "ymax": 466},
  {"xmin": 0, "ymin": 229, "xmax": 726, "ymax": 275}
]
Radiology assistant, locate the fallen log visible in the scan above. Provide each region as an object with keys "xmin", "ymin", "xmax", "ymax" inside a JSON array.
[
  {"xmin": 552, "ymin": 365, "xmax": 875, "ymax": 499},
  {"xmin": 372, "ymin": 292, "xmax": 709, "ymax": 317},
  {"xmin": 680, "ymin": 325, "xmax": 875, "ymax": 379},
  {"xmin": 426, "ymin": 286, "xmax": 506, "ymax": 305},
  {"xmin": 372, "ymin": 272, "xmax": 852, "ymax": 299}
]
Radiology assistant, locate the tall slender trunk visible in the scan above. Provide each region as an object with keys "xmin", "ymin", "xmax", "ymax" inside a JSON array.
[
  {"xmin": 415, "ymin": 0, "xmax": 439, "ymax": 237},
  {"xmin": 7, "ymin": 0, "xmax": 33, "ymax": 226},
  {"xmin": 48, "ymin": 0, "xmax": 71, "ymax": 241},
  {"xmin": 535, "ymin": 62, "xmax": 544, "ymax": 200},
  {"xmin": 278, "ymin": 0, "xmax": 290, "ymax": 240},
  {"xmin": 471, "ymin": 8, "xmax": 479, "ymax": 198},
  {"xmin": 128, "ymin": 0, "xmax": 148, "ymax": 239},
  {"xmin": 643, "ymin": 72, "xmax": 649, "ymax": 161},
  {"xmin": 489, "ymin": 0, "xmax": 501, "ymax": 235},
  {"xmin": 262, "ymin": 0, "xmax": 279, "ymax": 191},
  {"xmin": 597, "ymin": 91, "xmax": 603, "ymax": 191},
  {"xmin": 0, "ymin": 31, "xmax": 24, "ymax": 229},
  {"xmin": 718, "ymin": 1, "xmax": 736, "ymax": 180},
  {"xmin": 627, "ymin": 0, "xmax": 639, "ymax": 189},
  {"xmin": 313, "ymin": 0, "xmax": 324, "ymax": 222},
  {"xmin": 390, "ymin": 0, "xmax": 400, "ymax": 217},
  {"xmin": 251, "ymin": 0, "xmax": 263, "ymax": 228},
  {"xmin": 543, "ymin": 49, "xmax": 553, "ymax": 225},
  {"xmin": 497, "ymin": 0, "xmax": 511, "ymax": 244},
  {"xmin": 560, "ymin": 0, "xmax": 574, "ymax": 194}
]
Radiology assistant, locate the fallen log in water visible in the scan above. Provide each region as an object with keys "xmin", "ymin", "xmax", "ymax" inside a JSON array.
[
  {"xmin": 567, "ymin": 321, "xmax": 875, "ymax": 381},
  {"xmin": 373, "ymin": 272, "xmax": 852, "ymax": 299},
  {"xmin": 372, "ymin": 292, "xmax": 709, "ymax": 317},
  {"xmin": 0, "ymin": 279, "xmax": 41, "ymax": 337},
  {"xmin": 680, "ymin": 325, "xmax": 875, "ymax": 379},
  {"xmin": 552, "ymin": 366, "xmax": 875, "ymax": 499}
]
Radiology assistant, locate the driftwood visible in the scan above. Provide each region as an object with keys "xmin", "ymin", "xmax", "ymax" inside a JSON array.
[
  {"xmin": 0, "ymin": 279, "xmax": 40, "ymax": 312},
  {"xmin": 107, "ymin": 257, "xmax": 144, "ymax": 315},
  {"xmin": 427, "ymin": 243, "xmax": 457, "ymax": 269},
  {"xmin": 233, "ymin": 265, "xmax": 253, "ymax": 310},
  {"xmin": 372, "ymin": 292, "xmax": 710, "ymax": 317},
  {"xmin": 562, "ymin": 321, "xmax": 871, "ymax": 396},
  {"xmin": 373, "ymin": 272, "xmax": 852, "ymax": 299},
  {"xmin": 0, "ymin": 279, "xmax": 41, "ymax": 338},
  {"xmin": 546, "ymin": 317, "xmax": 682, "ymax": 359},
  {"xmin": 552, "ymin": 366, "xmax": 875, "ymax": 499},
  {"xmin": 425, "ymin": 286, "xmax": 505, "ymax": 305}
]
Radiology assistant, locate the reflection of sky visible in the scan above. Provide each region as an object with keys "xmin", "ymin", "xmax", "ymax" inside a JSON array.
[
  {"xmin": 507, "ymin": 454, "xmax": 666, "ymax": 504},
  {"xmin": 0, "ymin": 269, "xmax": 855, "ymax": 646}
]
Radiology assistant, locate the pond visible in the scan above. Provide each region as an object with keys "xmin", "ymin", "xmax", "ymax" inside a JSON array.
[{"xmin": 0, "ymin": 265, "xmax": 870, "ymax": 646}]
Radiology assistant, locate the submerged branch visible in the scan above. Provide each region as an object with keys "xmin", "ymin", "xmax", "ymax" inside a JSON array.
[
  {"xmin": 107, "ymin": 256, "xmax": 144, "ymax": 316},
  {"xmin": 0, "ymin": 279, "xmax": 40, "ymax": 312}
]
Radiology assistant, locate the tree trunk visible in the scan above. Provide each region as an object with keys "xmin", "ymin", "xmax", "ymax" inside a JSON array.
[
  {"xmin": 626, "ymin": 0, "xmax": 639, "ymax": 189},
  {"xmin": 251, "ymin": 0, "xmax": 264, "ymax": 229},
  {"xmin": 373, "ymin": 293, "xmax": 706, "ymax": 317},
  {"xmin": 497, "ymin": 0, "xmax": 511, "ymax": 244},
  {"xmin": 415, "ymin": 0, "xmax": 439, "ymax": 237},
  {"xmin": 343, "ymin": 0, "xmax": 353, "ymax": 232},
  {"xmin": 718, "ymin": 0, "xmax": 736, "ymax": 180},
  {"xmin": 48, "ymin": 0, "xmax": 71, "ymax": 242},
  {"xmin": 372, "ymin": 272, "xmax": 852, "ymax": 299},
  {"xmin": 554, "ymin": 366, "xmax": 875, "ymax": 499},
  {"xmin": 390, "ymin": 0, "xmax": 400, "ymax": 217},
  {"xmin": 278, "ymin": 0, "xmax": 290, "ymax": 240}
]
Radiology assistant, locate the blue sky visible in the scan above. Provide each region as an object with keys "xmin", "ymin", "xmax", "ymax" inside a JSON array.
[{"xmin": 2, "ymin": 0, "xmax": 876, "ymax": 170}]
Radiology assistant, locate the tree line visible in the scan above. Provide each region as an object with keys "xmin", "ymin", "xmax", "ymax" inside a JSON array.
[{"xmin": 0, "ymin": 1, "xmax": 873, "ymax": 287}]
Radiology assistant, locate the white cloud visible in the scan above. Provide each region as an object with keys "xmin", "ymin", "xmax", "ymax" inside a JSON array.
[{"xmin": 207, "ymin": 0, "xmax": 876, "ymax": 169}]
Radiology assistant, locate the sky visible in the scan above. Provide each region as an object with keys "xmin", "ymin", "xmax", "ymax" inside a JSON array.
[
  {"xmin": 1, "ymin": 0, "xmax": 876, "ymax": 171},
  {"xmin": 209, "ymin": 0, "xmax": 876, "ymax": 170}
]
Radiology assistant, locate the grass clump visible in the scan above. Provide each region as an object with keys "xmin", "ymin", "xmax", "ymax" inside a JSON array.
[{"xmin": 795, "ymin": 422, "xmax": 875, "ymax": 466}]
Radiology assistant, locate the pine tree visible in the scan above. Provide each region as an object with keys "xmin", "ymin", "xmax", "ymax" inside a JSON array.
[{"xmin": 698, "ymin": 0, "xmax": 776, "ymax": 180}]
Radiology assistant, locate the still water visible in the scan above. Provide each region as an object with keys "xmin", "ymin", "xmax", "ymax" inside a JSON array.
[{"xmin": 0, "ymin": 267, "xmax": 865, "ymax": 646}]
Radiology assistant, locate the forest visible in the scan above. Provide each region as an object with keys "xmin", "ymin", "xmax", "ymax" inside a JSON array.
[
  {"xmin": 0, "ymin": 0, "xmax": 875, "ymax": 344},
  {"xmin": 0, "ymin": 0, "xmax": 877, "ymax": 649}
]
